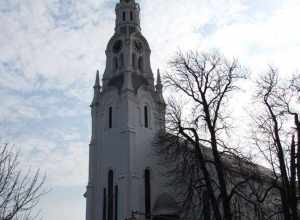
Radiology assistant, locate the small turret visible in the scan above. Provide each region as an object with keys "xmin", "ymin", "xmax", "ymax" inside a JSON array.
[{"xmin": 91, "ymin": 70, "xmax": 101, "ymax": 107}]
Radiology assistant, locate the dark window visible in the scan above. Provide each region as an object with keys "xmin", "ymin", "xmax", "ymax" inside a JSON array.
[
  {"xmin": 144, "ymin": 106, "xmax": 148, "ymax": 128},
  {"xmin": 130, "ymin": 11, "xmax": 133, "ymax": 20},
  {"xmin": 114, "ymin": 57, "xmax": 118, "ymax": 71},
  {"xmin": 115, "ymin": 185, "xmax": 118, "ymax": 220},
  {"xmin": 103, "ymin": 188, "xmax": 107, "ymax": 220},
  {"xmin": 132, "ymin": 53, "xmax": 136, "ymax": 68},
  {"xmin": 109, "ymin": 107, "xmax": 112, "ymax": 128},
  {"xmin": 108, "ymin": 170, "xmax": 114, "ymax": 220},
  {"xmin": 138, "ymin": 57, "xmax": 143, "ymax": 71},
  {"xmin": 145, "ymin": 168, "xmax": 151, "ymax": 219},
  {"xmin": 122, "ymin": 12, "xmax": 126, "ymax": 21}
]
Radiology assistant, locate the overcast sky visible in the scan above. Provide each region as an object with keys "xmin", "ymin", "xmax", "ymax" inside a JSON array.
[{"xmin": 1, "ymin": 0, "xmax": 300, "ymax": 219}]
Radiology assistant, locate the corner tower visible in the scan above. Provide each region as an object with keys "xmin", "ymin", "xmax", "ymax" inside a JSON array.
[{"xmin": 85, "ymin": 1, "xmax": 166, "ymax": 220}]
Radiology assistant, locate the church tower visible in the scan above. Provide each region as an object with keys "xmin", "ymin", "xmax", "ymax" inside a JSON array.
[{"xmin": 85, "ymin": 1, "xmax": 171, "ymax": 220}]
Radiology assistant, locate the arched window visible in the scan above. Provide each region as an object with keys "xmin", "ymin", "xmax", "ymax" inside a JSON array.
[
  {"xmin": 113, "ymin": 57, "xmax": 118, "ymax": 71},
  {"xmin": 144, "ymin": 105, "xmax": 149, "ymax": 128},
  {"xmin": 115, "ymin": 185, "xmax": 118, "ymax": 220},
  {"xmin": 132, "ymin": 53, "xmax": 136, "ymax": 68},
  {"xmin": 145, "ymin": 168, "xmax": 151, "ymax": 219},
  {"xmin": 122, "ymin": 12, "xmax": 126, "ymax": 21},
  {"xmin": 138, "ymin": 56, "xmax": 143, "ymax": 71},
  {"xmin": 109, "ymin": 107, "xmax": 113, "ymax": 128},
  {"xmin": 108, "ymin": 170, "xmax": 114, "ymax": 220},
  {"xmin": 130, "ymin": 11, "xmax": 133, "ymax": 20}
]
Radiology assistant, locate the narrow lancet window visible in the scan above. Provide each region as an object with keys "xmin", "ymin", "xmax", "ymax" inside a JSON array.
[
  {"xmin": 109, "ymin": 107, "xmax": 113, "ymax": 128},
  {"xmin": 108, "ymin": 170, "xmax": 114, "ymax": 220},
  {"xmin": 132, "ymin": 53, "xmax": 136, "ymax": 68},
  {"xmin": 114, "ymin": 57, "xmax": 118, "ymax": 71},
  {"xmin": 122, "ymin": 12, "xmax": 126, "ymax": 21},
  {"xmin": 103, "ymin": 188, "xmax": 107, "ymax": 220},
  {"xmin": 115, "ymin": 185, "xmax": 118, "ymax": 220},
  {"xmin": 145, "ymin": 168, "xmax": 151, "ymax": 219},
  {"xmin": 144, "ymin": 106, "xmax": 148, "ymax": 128}
]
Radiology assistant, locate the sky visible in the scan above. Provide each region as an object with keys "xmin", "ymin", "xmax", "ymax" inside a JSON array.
[{"xmin": 0, "ymin": 0, "xmax": 300, "ymax": 219}]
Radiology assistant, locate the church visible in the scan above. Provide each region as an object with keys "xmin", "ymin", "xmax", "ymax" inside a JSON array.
[{"xmin": 85, "ymin": 1, "xmax": 178, "ymax": 220}]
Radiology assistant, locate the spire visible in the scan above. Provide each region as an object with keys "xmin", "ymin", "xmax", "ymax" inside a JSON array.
[{"xmin": 91, "ymin": 70, "xmax": 101, "ymax": 107}]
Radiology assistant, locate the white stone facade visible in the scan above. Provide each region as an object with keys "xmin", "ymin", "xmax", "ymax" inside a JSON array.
[{"xmin": 85, "ymin": 1, "xmax": 170, "ymax": 220}]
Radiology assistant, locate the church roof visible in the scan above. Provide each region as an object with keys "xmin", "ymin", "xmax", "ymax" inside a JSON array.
[
  {"xmin": 152, "ymin": 193, "xmax": 179, "ymax": 216},
  {"xmin": 156, "ymin": 132, "xmax": 275, "ymax": 182}
]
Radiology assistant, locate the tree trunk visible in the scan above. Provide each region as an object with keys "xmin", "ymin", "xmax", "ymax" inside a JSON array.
[
  {"xmin": 179, "ymin": 128, "xmax": 223, "ymax": 220},
  {"xmin": 295, "ymin": 114, "xmax": 300, "ymax": 196}
]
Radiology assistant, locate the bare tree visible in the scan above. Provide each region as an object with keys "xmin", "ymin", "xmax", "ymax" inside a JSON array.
[
  {"xmin": 155, "ymin": 51, "xmax": 255, "ymax": 220},
  {"xmin": 0, "ymin": 143, "xmax": 45, "ymax": 220},
  {"xmin": 252, "ymin": 67, "xmax": 300, "ymax": 220}
]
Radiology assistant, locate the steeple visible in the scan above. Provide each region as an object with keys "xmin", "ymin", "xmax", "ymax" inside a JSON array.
[
  {"xmin": 102, "ymin": 0, "xmax": 154, "ymax": 92},
  {"xmin": 86, "ymin": 2, "xmax": 166, "ymax": 220}
]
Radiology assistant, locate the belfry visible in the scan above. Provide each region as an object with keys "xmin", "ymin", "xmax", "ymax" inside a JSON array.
[{"xmin": 85, "ymin": 1, "xmax": 178, "ymax": 220}]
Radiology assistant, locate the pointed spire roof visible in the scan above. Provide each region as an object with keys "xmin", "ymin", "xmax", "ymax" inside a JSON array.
[
  {"xmin": 156, "ymin": 68, "xmax": 163, "ymax": 91},
  {"xmin": 91, "ymin": 70, "xmax": 101, "ymax": 107},
  {"xmin": 155, "ymin": 68, "xmax": 165, "ymax": 104},
  {"xmin": 94, "ymin": 70, "xmax": 100, "ymax": 88}
]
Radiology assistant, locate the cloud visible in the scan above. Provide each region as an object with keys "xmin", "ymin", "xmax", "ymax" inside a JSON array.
[{"xmin": 201, "ymin": 0, "xmax": 300, "ymax": 73}]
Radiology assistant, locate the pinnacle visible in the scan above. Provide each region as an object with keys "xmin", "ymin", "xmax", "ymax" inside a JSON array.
[
  {"xmin": 157, "ymin": 69, "xmax": 162, "ymax": 85},
  {"xmin": 94, "ymin": 70, "xmax": 100, "ymax": 88}
]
